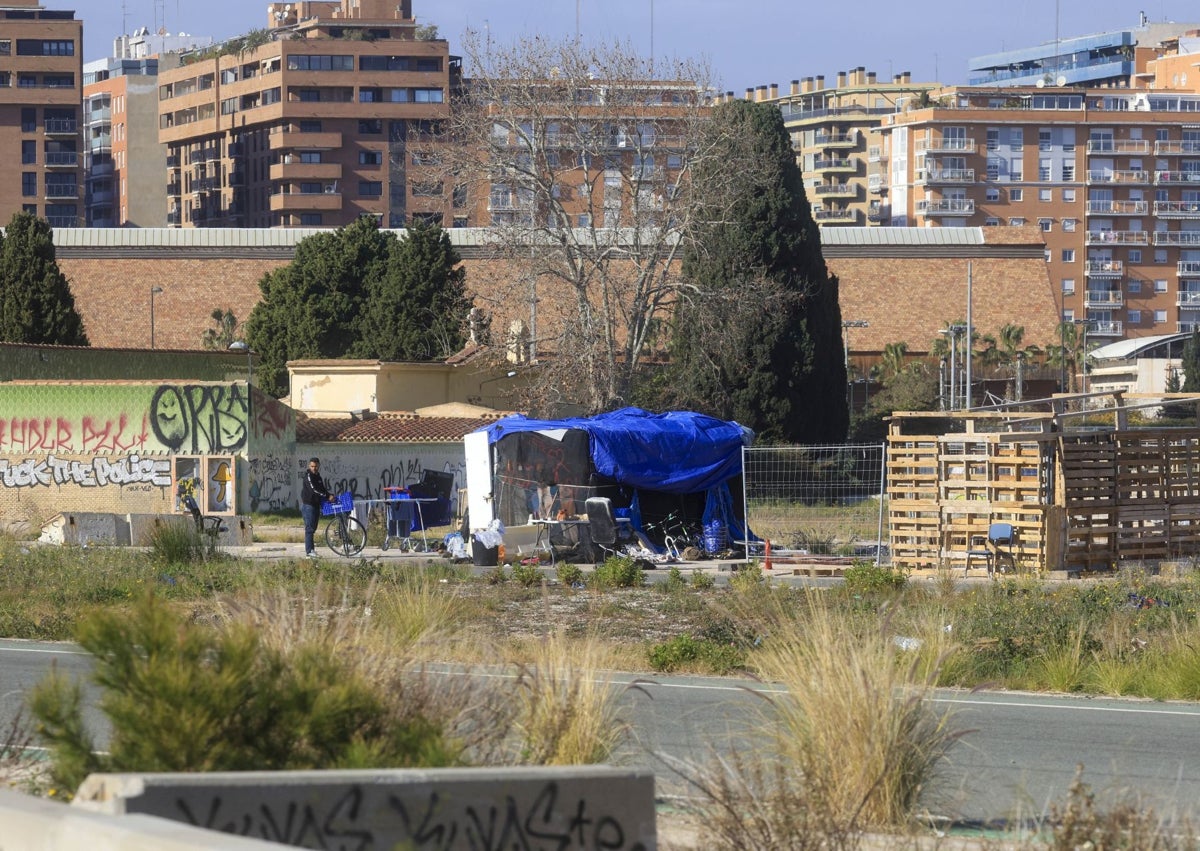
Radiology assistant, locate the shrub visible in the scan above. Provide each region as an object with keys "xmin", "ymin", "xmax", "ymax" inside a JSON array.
[
  {"xmin": 555, "ymin": 562, "xmax": 584, "ymax": 587},
  {"xmin": 510, "ymin": 561, "xmax": 544, "ymax": 588},
  {"xmin": 145, "ymin": 519, "xmax": 212, "ymax": 564},
  {"xmin": 690, "ymin": 570, "xmax": 716, "ymax": 590},
  {"xmin": 483, "ymin": 566, "xmax": 508, "ymax": 585},
  {"xmin": 729, "ymin": 563, "xmax": 766, "ymax": 593},
  {"xmin": 658, "ymin": 566, "xmax": 687, "ymax": 593},
  {"xmin": 842, "ymin": 560, "xmax": 907, "ymax": 596},
  {"xmin": 590, "ymin": 555, "xmax": 644, "ymax": 589},
  {"xmin": 29, "ymin": 592, "xmax": 464, "ymax": 793},
  {"xmin": 647, "ymin": 634, "xmax": 743, "ymax": 674}
]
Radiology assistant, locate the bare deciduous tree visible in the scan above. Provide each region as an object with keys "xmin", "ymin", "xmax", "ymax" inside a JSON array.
[{"xmin": 437, "ymin": 33, "xmax": 741, "ymax": 414}]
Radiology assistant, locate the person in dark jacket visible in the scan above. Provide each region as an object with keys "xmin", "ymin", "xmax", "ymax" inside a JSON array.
[{"xmin": 300, "ymin": 457, "xmax": 334, "ymax": 557}]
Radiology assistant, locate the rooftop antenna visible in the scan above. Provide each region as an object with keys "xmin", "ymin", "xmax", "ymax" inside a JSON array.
[
  {"xmin": 650, "ymin": 0, "xmax": 654, "ymax": 74},
  {"xmin": 1054, "ymin": 0, "xmax": 1061, "ymax": 83},
  {"xmin": 575, "ymin": 0, "xmax": 580, "ymax": 43}
]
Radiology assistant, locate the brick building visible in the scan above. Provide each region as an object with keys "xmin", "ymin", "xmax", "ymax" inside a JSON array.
[{"xmin": 0, "ymin": 0, "xmax": 82, "ymax": 227}]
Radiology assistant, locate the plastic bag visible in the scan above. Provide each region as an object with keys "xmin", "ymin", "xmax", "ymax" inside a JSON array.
[{"xmin": 472, "ymin": 518, "xmax": 505, "ymax": 549}]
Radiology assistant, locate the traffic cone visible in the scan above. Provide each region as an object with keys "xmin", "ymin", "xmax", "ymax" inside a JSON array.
[{"xmin": 763, "ymin": 538, "xmax": 773, "ymax": 572}]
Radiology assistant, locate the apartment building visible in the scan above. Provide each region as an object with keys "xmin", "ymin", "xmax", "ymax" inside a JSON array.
[
  {"xmin": 755, "ymin": 69, "xmax": 935, "ymax": 227},
  {"xmin": 967, "ymin": 15, "xmax": 1200, "ymax": 88},
  {"xmin": 156, "ymin": 0, "xmax": 455, "ymax": 229},
  {"xmin": 0, "ymin": 0, "xmax": 82, "ymax": 227},
  {"xmin": 877, "ymin": 82, "xmax": 1200, "ymax": 343}
]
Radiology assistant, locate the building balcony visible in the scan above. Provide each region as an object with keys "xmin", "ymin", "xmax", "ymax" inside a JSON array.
[
  {"xmin": 89, "ymin": 189, "xmax": 114, "ymax": 205},
  {"xmin": 867, "ymin": 174, "xmax": 885, "ymax": 194},
  {"xmin": 189, "ymin": 145, "xmax": 218, "ymax": 164},
  {"xmin": 813, "ymin": 132, "xmax": 856, "ymax": 148},
  {"xmin": 1084, "ymin": 259, "xmax": 1124, "ymax": 277},
  {"xmin": 1085, "ymin": 200, "xmax": 1148, "ymax": 216},
  {"xmin": 1180, "ymin": 322, "xmax": 1200, "ymax": 333},
  {"xmin": 44, "ymin": 119, "xmax": 78, "ymax": 135},
  {"xmin": 268, "ymin": 130, "xmax": 343, "ymax": 151},
  {"xmin": 1085, "ymin": 140, "xmax": 1149, "ymax": 154},
  {"xmin": 926, "ymin": 168, "xmax": 975, "ymax": 184},
  {"xmin": 1155, "ymin": 141, "xmax": 1200, "ymax": 155},
  {"xmin": 867, "ymin": 146, "xmax": 882, "ymax": 162},
  {"xmin": 1180, "ymin": 261, "xmax": 1200, "ymax": 277},
  {"xmin": 88, "ymin": 134, "xmax": 112, "ymax": 150},
  {"xmin": 190, "ymin": 177, "xmax": 220, "ymax": 193},
  {"xmin": 1177, "ymin": 292, "xmax": 1200, "ymax": 307},
  {"xmin": 813, "ymin": 157, "xmax": 856, "ymax": 173},
  {"xmin": 813, "ymin": 182, "xmax": 856, "ymax": 199},
  {"xmin": 1085, "ymin": 169, "xmax": 1149, "ymax": 185},
  {"xmin": 166, "ymin": 182, "xmax": 181, "ymax": 196},
  {"xmin": 89, "ymin": 217, "xmax": 115, "ymax": 228},
  {"xmin": 269, "ymin": 161, "xmax": 343, "ymax": 182},
  {"xmin": 1154, "ymin": 171, "xmax": 1200, "ymax": 185},
  {"xmin": 88, "ymin": 161, "xmax": 114, "ymax": 178},
  {"xmin": 915, "ymin": 138, "xmax": 976, "ymax": 154},
  {"xmin": 916, "ymin": 198, "xmax": 975, "ymax": 216},
  {"xmin": 44, "ymin": 184, "xmax": 77, "ymax": 199},
  {"xmin": 45, "ymin": 151, "xmax": 78, "ymax": 168},
  {"xmin": 1084, "ymin": 289, "xmax": 1124, "ymax": 308},
  {"xmin": 1084, "ymin": 230, "xmax": 1147, "ymax": 246},
  {"xmin": 1089, "ymin": 320, "xmax": 1123, "ymax": 336},
  {"xmin": 166, "ymin": 155, "xmax": 181, "ymax": 170},
  {"xmin": 814, "ymin": 208, "xmax": 858, "ymax": 224},
  {"xmin": 1155, "ymin": 231, "xmax": 1200, "ymax": 246},
  {"xmin": 167, "ymin": 210, "xmax": 181, "ymax": 226},
  {"xmin": 45, "ymin": 216, "xmax": 77, "ymax": 228},
  {"xmin": 269, "ymin": 191, "xmax": 343, "ymax": 212},
  {"xmin": 1154, "ymin": 200, "xmax": 1200, "ymax": 219},
  {"xmin": 866, "ymin": 203, "xmax": 889, "ymax": 222}
]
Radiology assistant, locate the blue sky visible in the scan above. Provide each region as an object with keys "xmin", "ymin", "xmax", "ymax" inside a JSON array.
[{"xmin": 83, "ymin": 1, "xmax": 1199, "ymax": 92}]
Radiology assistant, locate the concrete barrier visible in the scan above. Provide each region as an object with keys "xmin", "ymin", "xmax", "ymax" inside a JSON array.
[
  {"xmin": 0, "ymin": 788, "xmax": 281, "ymax": 850},
  {"xmin": 74, "ymin": 766, "xmax": 657, "ymax": 850},
  {"xmin": 38, "ymin": 512, "xmax": 253, "ymax": 547}
]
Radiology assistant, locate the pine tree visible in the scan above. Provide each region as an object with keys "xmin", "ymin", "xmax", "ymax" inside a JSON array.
[
  {"xmin": 353, "ymin": 218, "xmax": 470, "ymax": 361},
  {"xmin": 659, "ymin": 100, "xmax": 847, "ymax": 443},
  {"xmin": 0, "ymin": 212, "xmax": 88, "ymax": 345},
  {"xmin": 246, "ymin": 216, "xmax": 471, "ymax": 397}
]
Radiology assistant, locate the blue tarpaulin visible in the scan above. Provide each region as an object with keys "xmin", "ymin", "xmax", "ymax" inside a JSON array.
[{"xmin": 479, "ymin": 407, "xmax": 753, "ymax": 494}]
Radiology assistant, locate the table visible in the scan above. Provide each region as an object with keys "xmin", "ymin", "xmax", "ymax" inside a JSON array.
[{"xmin": 357, "ymin": 497, "xmax": 438, "ymax": 552}]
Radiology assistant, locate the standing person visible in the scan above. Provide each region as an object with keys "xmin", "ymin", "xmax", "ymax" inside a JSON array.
[{"xmin": 300, "ymin": 457, "xmax": 334, "ymax": 558}]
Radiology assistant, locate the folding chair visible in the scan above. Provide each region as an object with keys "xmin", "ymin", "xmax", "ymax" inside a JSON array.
[
  {"xmin": 584, "ymin": 497, "xmax": 618, "ymax": 562},
  {"xmin": 181, "ymin": 495, "xmax": 226, "ymax": 547}
]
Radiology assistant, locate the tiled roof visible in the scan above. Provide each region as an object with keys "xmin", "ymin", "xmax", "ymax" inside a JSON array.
[{"xmin": 296, "ymin": 411, "xmax": 508, "ymax": 444}]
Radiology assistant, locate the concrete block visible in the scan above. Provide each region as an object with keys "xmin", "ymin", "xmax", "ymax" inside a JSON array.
[
  {"xmin": 0, "ymin": 787, "xmax": 281, "ymax": 850},
  {"xmin": 39, "ymin": 512, "xmax": 130, "ymax": 546},
  {"xmin": 75, "ymin": 766, "xmax": 657, "ymax": 850},
  {"xmin": 128, "ymin": 514, "xmax": 254, "ymax": 547}
]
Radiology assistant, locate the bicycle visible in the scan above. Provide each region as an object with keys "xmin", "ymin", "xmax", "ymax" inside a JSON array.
[
  {"xmin": 643, "ymin": 511, "xmax": 703, "ymax": 560},
  {"xmin": 323, "ymin": 492, "xmax": 366, "ymax": 557}
]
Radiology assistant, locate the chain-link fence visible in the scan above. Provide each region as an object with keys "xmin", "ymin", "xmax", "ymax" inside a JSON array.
[{"xmin": 742, "ymin": 443, "xmax": 887, "ymax": 564}]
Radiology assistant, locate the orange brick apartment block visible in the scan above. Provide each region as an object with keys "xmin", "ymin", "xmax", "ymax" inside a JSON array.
[
  {"xmin": 0, "ymin": 0, "xmax": 82, "ymax": 227},
  {"xmin": 156, "ymin": 0, "xmax": 455, "ymax": 229}
]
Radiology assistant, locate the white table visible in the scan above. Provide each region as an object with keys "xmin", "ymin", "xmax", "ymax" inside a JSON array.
[{"xmin": 357, "ymin": 497, "xmax": 439, "ymax": 552}]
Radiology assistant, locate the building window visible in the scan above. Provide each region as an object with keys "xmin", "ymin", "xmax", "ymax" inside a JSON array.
[
  {"xmin": 1129, "ymin": 249, "xmax": 1141, "ymax": 263},
  {"xmin": 21, "ymin": 173, "xmax": 35, "ymax": 197},
  {"xmin": 358, "ymin": 181, "xmax": 383, "ymax": 197},
  {"xmin": 1039, "ymin": 160, "xmax": 1052, "ymax": 181},
  {"xmin": 0, "ymin": 40, "xmax": 9, "ymax": 56},
  {"xmin": 413, "ymin": 88, "xmax": 444, "ymax": 103},
  {"xmin": 1039, "ymin": 129, "xmax": 1052, "ymax": 151},
  {"xmin": 1062, "ymin": 163, "xmax": 1075, "ymax": 182},
  {"xmin": 299, "ymin": 120, "xmax": 322, "ymax": 132},
  {"xmin": 1128, "ymin": 279, "xmax": 1141, "ymax": 294},
  {"xmin": 1062, "ymin": 279, "xmax": 1075, "ymax": 294},
  {"xmin": 299, "ymin": 151, "xmax": 322, "ymax": 164},
  {"xmin": 20, "ymin": 108, "xmax": 34, "ymax": 133},
  {"xmin": 1063, "ymin": 188, "xmax": 1076, "ymax": 202},
  {"xmin": 359, "ymin": 150, "xmax": 383, "ymax": 165},
  {"xmin": 1155, "ymin": 279, "xmax": 1168, "ymax": 293},
  {"xmin": 1010, "ymin": 128, "xmax": 1023, "ymax": 149},
  {"xmin": 1039, "ymin": 218, "xmax": 1053, "ymax": 232},
  {"xmin": 1010, "ymin": 188, "xmax": 1023, "ymax": 202},
  {"xmin": 1039, "ymin": 188, "xmax": 1052, "ymax": 202},
  {"xmin": 1128, "ymin": 309, "xmax": 1141, "ymax": 324},
  {"xmin": 1155, "ymin": 309, "xmax": 1168, "ymax": 323},
  {"xmin": 986, "ymin": 128, "xmax": 999, "ymax": 151},
  {"xmin": 21, "ymin": 140, "xmax": 35, "ymax": 165},
  {"xmin": 1063, "ymin": 218, "xmax": 1077, "ymax": 232},
  {"xmin": 1062, "ymin": 249, "xmax": 1075, "ymax": 262},
  {"xmin": 359, "ymin": 88, "xmax": 382, "ymax": 103},
  {"xmin": 358, "ymin": 119, "xmax": 382, "ymax": 134},
  {"xmin": 986, "ymin": 187, "xmax": 1000, "ymax": 201},
  {"xmin": 411, "ymin": 182, "xmax": 443, "ymax": 197},
  {"xmin": 1009, "ymin": 217, "xmax": 1026, "ymax": 226},
  {"xmin": 286, "ymin": 55, "xmax": 353, "ymax": 71},
  {"xmin": 299, "ymin": 213, "xmax": 323, "ymax": 226},
  {"xmin": 985, "ymin": 217, "xmax": 1000, "ymax": 226},
  {"xmin": 1155, "ymin": 249, "xmax": 1168, "ymax": 264},
  {"xmin": 986, "ymin": 158, "xmax": 1000, "ymax": 180},
  {"xmin": 1010, "ymin": 158, "xmax": 1023, "ymax": 181},
  {"xmin": 297, "ymin": 89, "xmax": 320, "ymax": 102},
  {"xmin": 1044, "ymin": 248, "xmax": 1052, "ymax": 262},
  {"xmin": 17, "ymin": 39, "xmax": 74, "ymax": 56}
]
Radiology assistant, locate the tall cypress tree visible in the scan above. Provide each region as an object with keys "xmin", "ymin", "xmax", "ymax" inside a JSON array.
[
  {"xmin": 0, "ymin": 212, "xmax": 88, "ymax": 345},
  {"xmin": 661, "ymin": 100, "xmax": 846, "ymax": 444}
]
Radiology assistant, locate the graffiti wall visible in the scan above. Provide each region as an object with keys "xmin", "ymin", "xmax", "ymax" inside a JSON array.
[
  {"xmin": 291, "ymin": 443, "xmax": 467, "ymax": 518},
  {"xmin": 0, "ymin": 383, "xmax": 294, "ymax": 528}
]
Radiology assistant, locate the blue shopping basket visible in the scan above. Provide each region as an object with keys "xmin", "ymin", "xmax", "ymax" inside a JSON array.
[{"xmin": 320, "ymin": 492, "xmax": 355, "ymax": 516}]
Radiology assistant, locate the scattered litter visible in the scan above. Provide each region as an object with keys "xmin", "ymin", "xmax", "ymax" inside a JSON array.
[
  {"xmin": 893, "ymin": 636, "xmax": 923, "ymax": 651},
  {"xmin": 1128, "ymin": 593, "xmax": 1169, "ymax": 609}
]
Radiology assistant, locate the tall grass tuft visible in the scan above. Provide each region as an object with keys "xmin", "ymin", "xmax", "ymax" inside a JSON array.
[
  {"xmin": 681, "ymin": 591, "xmax": 959, "ymax": 844},
  {"xmin": 514, "ymin": 628, "xmax": 630, "ymax": 765},
  {"xmin": 145, "ymin": 519, "xmax": 212, "ymax": 564}
]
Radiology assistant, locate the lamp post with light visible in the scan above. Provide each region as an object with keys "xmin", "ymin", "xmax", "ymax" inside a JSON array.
[
  {"xmin": 149, "ymin": 286, "xmax": 163, "ymax": 349},
  {"xmin": 228, "ymin": 340, "xmax": 253, "ymax": 387}
]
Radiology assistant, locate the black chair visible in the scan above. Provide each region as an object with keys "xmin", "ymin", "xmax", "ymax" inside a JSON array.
[
  {"xmin": 966, "ymin": 522, "xmax": 1015, "ymax": 578},
  {"xmin": 181, "ymin": 495, "xmax": 226, "ymax": 546},
  {"xmin": 584, "ymin": 496, "xmax": 618, "ymax": 562}
]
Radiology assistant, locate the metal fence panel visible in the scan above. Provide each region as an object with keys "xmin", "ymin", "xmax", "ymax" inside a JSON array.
[{"xmin": 742, "ymin": 443, "xmax": 887, "ymax": 564}]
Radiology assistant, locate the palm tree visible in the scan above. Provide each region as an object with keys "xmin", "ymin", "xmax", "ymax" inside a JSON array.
[
  {"xmin": 873, "ymin": 341, "xmax": 909, "ymax": 384},
  {"xmin": 1046, "ymin": 321, "xmax": 1087, "ymax": 394},
  {"xmin": 201, "ymin": 308, "xmax": 241, "ymax": 350}
]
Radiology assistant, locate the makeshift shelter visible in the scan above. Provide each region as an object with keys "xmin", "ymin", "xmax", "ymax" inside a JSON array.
[{"xmin": 464, "ymin": 408, "xmax": 754, "ymax": 553}]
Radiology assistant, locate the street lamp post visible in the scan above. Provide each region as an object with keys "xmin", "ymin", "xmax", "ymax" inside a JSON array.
[
  {"xmin": 228, "ymin": 340, "xmax": 253, "ymax": 387},
  {"xmin": 149, "ymin": 286, "xmax": 163, "ymax": 349},
  {"xmin": 1072, "ymin": 318, "xmax": 1093, "ymax": 394},
  {"xmin": 842, "ymin": 319, "xmax": 869, "ymax": 408}
]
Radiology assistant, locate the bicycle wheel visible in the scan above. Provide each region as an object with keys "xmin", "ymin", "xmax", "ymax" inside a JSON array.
[{"xmin": 326, "ymin": 515, "xmax": 366, "ymax": 557}]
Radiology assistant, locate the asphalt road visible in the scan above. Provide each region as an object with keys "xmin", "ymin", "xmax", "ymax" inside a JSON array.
[{"xmin": 4, "ymin": 640, "xmax": 1200, "ymax": 826}]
